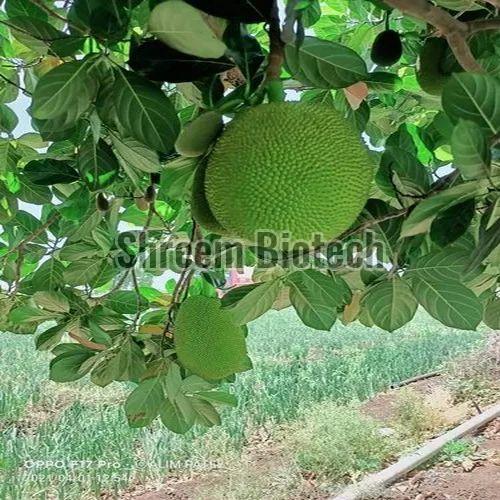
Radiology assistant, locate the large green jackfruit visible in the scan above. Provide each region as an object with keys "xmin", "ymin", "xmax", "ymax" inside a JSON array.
[
  {"xmin": 174, "ymin": 296, "xmax": 250, "ymax": 381},
  {"xmin": 202, "ymin": 102, "xmax": 373, "ymax": 246}
]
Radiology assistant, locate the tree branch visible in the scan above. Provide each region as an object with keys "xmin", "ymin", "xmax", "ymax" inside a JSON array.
[
  {"xmin": 468, "ymin": 18, "xmax": 500, "ymax": 34},
  {"xmin": 383, "ymin": 0, "xmax": 484, "ymax": 72}
]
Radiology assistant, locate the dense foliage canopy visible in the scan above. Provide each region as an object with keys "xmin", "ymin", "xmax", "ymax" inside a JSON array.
[{"xmin": 0, "ymin": 0, "xmax": 498, "ymax": 433}]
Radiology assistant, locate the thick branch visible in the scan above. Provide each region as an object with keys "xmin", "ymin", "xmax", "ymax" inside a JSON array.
[{"xmin": 383, "ymin": 0, "xmax": 483, "ymax": 72}]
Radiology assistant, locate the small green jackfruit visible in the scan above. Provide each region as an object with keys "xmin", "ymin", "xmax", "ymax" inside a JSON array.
[
  {"xmin": 204, "ymin": 103, "xmax": 373, "ymax": 246},
  {"xmin": 174, "ymin": 296, "xmax": 250, "ymax": 381},
  {"xmin": 416, "ymin": 38, "xmax": 452, "ymax": 96},
  {"xmin": 149, "ymin": 0, "xmax": 227, "ymax": 59},
  {"xmin": 175, "ymin": 111, "xmax": 223, "ymax": 157},
  {"xmin": 370, "ymin": 30, "xmax": 403, "ymax": 67}
]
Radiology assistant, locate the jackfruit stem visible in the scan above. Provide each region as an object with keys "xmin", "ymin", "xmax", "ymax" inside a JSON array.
[{"xmin": 265, "ymin": 0, "xmax": 284, "ymax": 82}]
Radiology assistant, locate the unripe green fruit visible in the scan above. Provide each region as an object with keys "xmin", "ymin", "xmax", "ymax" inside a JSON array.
[
  {"xmin": 174, "ymin": 296, "xmax": 250, "ymax": 381},
  {"xmin": 148, "ymin": 0, "xmax": 227, "ymax": 59},
  {"xmin": 370, "ymin": 30, "xmax": 403, "ymax": 67},
  {"xmin": 175, "ymin": 111, "xmax": 223, "ymax": 158}
]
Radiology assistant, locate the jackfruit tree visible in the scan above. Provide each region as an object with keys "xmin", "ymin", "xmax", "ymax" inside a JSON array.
[{"xmin": 0, "ymin": 0, "xmax": 499, "ymax": 433}]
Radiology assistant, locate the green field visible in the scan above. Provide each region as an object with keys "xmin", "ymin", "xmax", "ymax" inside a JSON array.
[{"xmin": 0, "ymin": 309, "xmax": 485, "ymax": 499}]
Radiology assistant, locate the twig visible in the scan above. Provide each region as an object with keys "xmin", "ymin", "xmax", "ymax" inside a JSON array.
[
  {"xmin": 161, "ymin": 222, "xmax": 199, "ymax": 344},
  {"xmin": 0, "ymin": 72, "xmax": 32, "ymax": 96},
  {"xmin": 382, "ymin": 0, "xmax": 483, "ymax": 72},
  {"xmin": 3, "ymin": 213, "xmax": 59, "ymax": 259}
]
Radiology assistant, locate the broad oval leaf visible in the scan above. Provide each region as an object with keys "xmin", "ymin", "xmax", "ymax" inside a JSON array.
[
  {"xmin": 32, "ymin": 59, "xmax": 98, "ymax": 121},
  {"xmin": 125, "ymin": 375, "xmax": 165, "ymax": 428},
  {"xmin": 287, "ymin": 269, "xmax": 348, "ymax": 331},
  {"xmin": 78, "ymin": 138, "xmax": 120, "ymax": 191},
  {"xmin": 285, "ymin": 36, "xmax": 368, "ymax": 89},
  {"xmin": 222, "ymin": 279, "xmax": 282, "ymax": 325},
  {"xmin": 24, "ymin": 159, "xmax": 79, "ymax": 185},
  {"xmin": 442, "ymin": 73, "xmax": 500, "ymax": 135},
  {"xmin": 113, "ymin": 70, "xmax": 180, "ymax": 153},
  {"xmin": 401, "ymin": 177, "xmax": 494, "ymax": 237},
  {"xmin": 451, "ymin": 120, "xmax": 492, "ymax": 180},
  {"xmin": 412, "ymin": 277, "xmax": 483, "ymax": 330},
  {"xmin": 363, "ymin": 277, "xmax": 417, "ymax": 332}
]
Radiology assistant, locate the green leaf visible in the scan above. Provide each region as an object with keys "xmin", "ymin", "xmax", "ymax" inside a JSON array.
[
  {"xmin": 285, "ymin": 36, "xmax": 368, "ymax": 89},
  {"xmin": 222, "ymin": 279, "xmax": 282, "ymax": 325},
  {"xmin": 17, "ymin": 174, "xmax": 52, "ymax": 204},
  {"xmin": 32, "ymin": 59, "xmax": 98, "ymax": 121},
  {"xmin": 23, "ymin": 159, "xmax": 79, "ymax": 185},
  {"xmin": 104, "ymin": 290, "xmax": 149, "ymax": 315},
  {"xmin": 113, "ymin": 70, "xmax": 180, "ymax": 153},
  {"xmin": 35, "ymin": 324, "xmax": 66, "ymax": 351},
  {"xmin": 194, "ymin": 390, "xmax": 238, "ymax": 407},
  {"xmin": 33, "ymin": 290, "xmax": 70, "ymax": 313},
  {"xmin": 401, "ymin": 178, "xmax": 494, "ymax": 237},
  {"xmin": 160, "ymin": 157, "xmax": 197, "ymax": 200},
  {"xmin": 110, "ymin": 134, "xmax": 160, "ymax": 173},
  {"xmin": 287, "ymin": 269, "xmax": 347, "ymax": 331},
  {"xmin": 125, "ymin": 375, "xmax": 165, "ymax": 427},
  {"xmin": 451, "ymin": 120, "xmax": 493, "ymax": 180},
  {"xmin": 190, "ymin": 398, "xmax": 221, "ymax": 427},
  {"xmin": 50, "ymin": 350, "xmax": 96, "ymax": 382},
  {"xmin": 466, "ymin": 219, "xmax": 500, "ymax": 272},
  {"xmin": 0, "ymin": 104, "xmax": 18, "ymax": 133},
  {"xmin": 78, "ymin": 138, "xmax": 119, "ymax": 191},
  {"xmin": 442, "ymin": 73, "xmax": 500, "ymax": 135},
  {"xmin": 412, "ymin": 277, "xmax": 483, "ymax": 330},
  {"xmin": 408, "ymin": 248, "xmax": 473, "ymax": 282},
  {"xmin": 67, "ymin": 207, "xmax": 102, "ymax": 241},
  {"xmin": 378, "ymin": 147, "xmax": 430, "ymax": 197},
  {"xmin": 6, "ymin": 0, "xmax": 49, "ymax": 21},
  {"xmin": 159, "ymin": 393, "xmax": 196, "ymax": 434},
  {"xmin": 8, "ymin": 304, "xmax": 58, "ymax": 324},
  {"xmin": 59, "ymin": 242, "xmax": 100, "ymax": 261},
  {"xmin": 363, "ymin": 277, "xmax": 418, "ymax": 332},
  {"xmin": 483, "ymin": 299, "xmax": 500, "ymax": 329},
  {"xmin": 63, "ymin": 258, "xmax": 105, "ymax": 286},
  {"xmin": 31, "ymin": 258, "xmax": 65, "ymax": 291}
]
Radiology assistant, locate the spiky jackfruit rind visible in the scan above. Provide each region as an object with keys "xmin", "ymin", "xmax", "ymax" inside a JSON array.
[
  {"xmin": 205, "ymin": 103, "xmax": 373, "ymax": 246},
  {"xmin": 174, "ymin": 296, "xmax": 249, "ymax": 381},
  {"xmin": 370, "ymin": 30, "xmax": 403, "ymax": 67},
  {"xmin": 191, "ymin": 160, "xmax": 229, "ymax": 235},
  {"xmin": 416, "ymin": 38, "xmax": 451, "ymax": 96},
  {"xmin": 148, "ymin": 0, "xmax": 227, "ymax": 59}
]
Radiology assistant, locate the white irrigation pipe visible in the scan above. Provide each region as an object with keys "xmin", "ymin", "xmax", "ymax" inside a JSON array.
[{"xmin": 331, "ymin": 402, "xmax": 500, "ymax": 500}]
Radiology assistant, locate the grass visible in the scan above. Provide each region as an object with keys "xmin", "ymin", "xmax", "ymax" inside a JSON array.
[
  {"xmin": 287, "ymin": 402, "xmax": 400, "ymax": 480},
  {"xmin": 0, "ymin": 308, "xmax": 486, "ymax": 499}
]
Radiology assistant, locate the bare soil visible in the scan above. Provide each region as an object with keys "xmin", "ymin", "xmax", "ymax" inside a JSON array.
[{"xmin": 381, "ymin": 419, "xmax": 500, "ymax": 500}]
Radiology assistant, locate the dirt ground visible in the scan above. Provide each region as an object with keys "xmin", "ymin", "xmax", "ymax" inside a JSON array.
[{"xmin": 381, "ymin": 419, "xmax": 500, "ymax": 500}]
